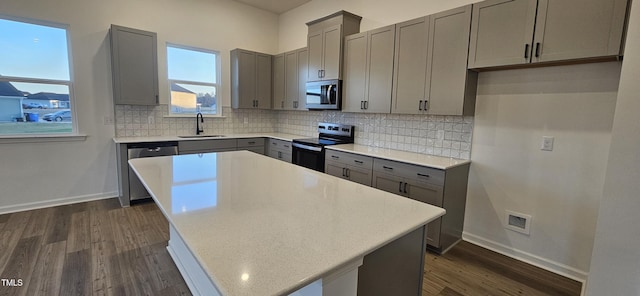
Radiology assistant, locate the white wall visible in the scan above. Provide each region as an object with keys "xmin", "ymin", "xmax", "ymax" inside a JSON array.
[
  {"xmin": 278, "ymin": 0, "xmax": 480, "ymax": 52},
  {"xmin": 586, "ymin": 1, "xmax": 640, "ymax": 294},
  {"xmin": 0, "ymin": 0, "xmax": 279, "ymax": 213},
  {"xmin": 466, "ymin": 62, "xmax": 620, "ymax": 281}
]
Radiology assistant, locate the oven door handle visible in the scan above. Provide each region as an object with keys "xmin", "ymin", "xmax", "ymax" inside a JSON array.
[{"xmin": 292, "ymin": 142, "xmax": 323, "ymax": 152}]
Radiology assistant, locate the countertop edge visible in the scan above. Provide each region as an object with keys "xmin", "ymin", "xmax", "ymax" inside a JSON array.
[{"xmin": 326, "ymin": 145, "xmax": 471, "ymax": 170}]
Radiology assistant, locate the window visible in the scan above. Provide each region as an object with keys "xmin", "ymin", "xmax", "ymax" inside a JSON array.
[
  {"xmin": 0, "ymin": 16, "xmax": 75, "ymax": 135},
  {"xmin": 167, "ymin": 44, "xmax": 220, "ymax": 116}
]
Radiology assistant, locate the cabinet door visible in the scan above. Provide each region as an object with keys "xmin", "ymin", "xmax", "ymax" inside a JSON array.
[
  {"xmin": 366, "ymin": 25, "xmax": 395, "ymax": 114},
  {"xmin": 285, "ymin": 50, "xmax": 299, "ymax": 110},
  {"xmin": 307, "ymin": 30, "xmax": 324, "ymax": 81},
  {"xmin": 232, "ymin": 50, "xmax": 257, "ymax": 109},
  {"xmin": 111, "ymin": 25, "xmax": 158, "ymax": 105},
  {"xmin": 391, "ymin": 17, "xmax": 429, "ymax": 115},
  {"xmin": 272, "ymin": 54, "xmax": 285, "ymax": 110},
  {"xmin": 532, "ymin": 0, "xmax": 627, "ymax": 63},
  {"xmin": 325, "ymin": 163, "xmax": 348, "ymax": 180},
  {"xmin": 296, "ymin": 48, "xmax": 308, "ymax": 110},
  {"xmin": 322, "ymin": 24, "xmax": 343, "ymax": 80},
  {"xmin": 406, "ymin": 182, "xmax": 444, "ymax": 247},
  {"xmin": 343, "ymin": 32, "xmax": 368, "ymax": 113},
  {"xmin": 373, "ymin": 173, "xmax": 407, "ymax": 197},
  {"xmin": 467, "ymin": 0, "xmax": 537, "ymax": 69},
  {"xmin": 426, "ymin": 5, "xmax": 473, "ymax": 115},
  {"xmin": 256, "ymin": 53, "xmax": 272, "ymax": 109},
  {"xmin": 346, "ymin": 167, "xmax": 373, "ymax": 187}
]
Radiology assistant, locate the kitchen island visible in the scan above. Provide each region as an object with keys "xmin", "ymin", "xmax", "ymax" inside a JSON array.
[{"xmin": 129, "ymin": 150, "xmax": 445, "ymax": 296}]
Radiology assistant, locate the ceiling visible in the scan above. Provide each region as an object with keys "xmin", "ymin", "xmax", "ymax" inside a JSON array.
[{"xmin": 232, "ymin": 0, "xmax": 312, "ymax": 14}]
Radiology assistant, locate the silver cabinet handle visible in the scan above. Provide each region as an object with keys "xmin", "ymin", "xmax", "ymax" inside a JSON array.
[
  {"xmin": 419, "ymin": 100, "xmax": 424, "ymax": 111},
  {"xmin": 345, "ymin": 168, "xmax": 350, "ymax": 178},
  {"xmin": 398, "ymin": 181, "xmax": 403, "ymax": 193},
  {"xmin": 424, "ymin": 99, "xmax": 428, "ymax": 111},
  {"xmin": 364, "ymin": 101, "xmax": 368, "ymax": 110},
  {"xmin": 417, "ymin": 173, "xmax": 430, "ymax": 178},
  {"xmin": 403, "ymin": 182, "xmax": 408, "ymax": 194},
  {"xmin": 342, "ymin": 167, "xmax": 346, "ymax": 177},
  {"xmin": 318, "ymin": 70, "xmax": 322, "ymax": 78},
  {"xmin": 383, "ymin": 166, "xmax": 394, "ymax": 171},
  {"xmin": 331, "ymin": 155, "xmax": 339, "ymax": 159},
  {"xmin": 361, "ymin": 101, "xmax": 364, "ymax": 109},
  {"xmin": 354, "ymin": 160, "xmax": 363, "ymax": 164}
]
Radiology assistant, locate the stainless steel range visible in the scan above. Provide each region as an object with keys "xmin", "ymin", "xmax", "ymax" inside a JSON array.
[{"xmin": 292, "ymin": 123, "xmax": 355, "ymax": 172}]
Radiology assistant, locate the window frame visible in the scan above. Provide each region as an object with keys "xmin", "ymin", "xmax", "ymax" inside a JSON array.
[
  {"xmin": 166, "ymin": 43, "xmax": 222, "ymax": 117},
  {"xmin": 0, "ymin": 14, "xmax": 79, "ymax": 137}
]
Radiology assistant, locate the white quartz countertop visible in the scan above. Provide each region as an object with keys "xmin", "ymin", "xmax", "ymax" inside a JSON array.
[
  {"xmin": 113, "ymin": 132, "xmax": 303, "ymax": 144},
  {"xmin": 128, "ymin": 151, "xmax": 445, "ymax": 296},
  {"xmin": 327, "ymin": 144, "xmax": 470, "ymax": 170}
]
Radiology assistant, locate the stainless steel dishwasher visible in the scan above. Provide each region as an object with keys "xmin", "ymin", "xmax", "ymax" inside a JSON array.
[{"xmin": 127, "ymin": 142, "xmax": 179, "ymax": 201}]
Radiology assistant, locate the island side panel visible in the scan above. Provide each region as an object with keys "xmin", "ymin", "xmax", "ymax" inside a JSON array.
[{"xmin": 357, "ymin": 225, "xmax": 427, "ymax": 296}]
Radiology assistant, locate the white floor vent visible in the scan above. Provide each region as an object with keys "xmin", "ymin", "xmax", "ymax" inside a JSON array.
[{"xmin": 505, "ymin": 210, "xmax": 532, "ymax": 235}]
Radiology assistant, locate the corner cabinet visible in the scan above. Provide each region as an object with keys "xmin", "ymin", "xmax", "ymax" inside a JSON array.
[
  {"xmin": 343, "ymin": 25, "xmax": 395, "ymax": 113},
  {"xmin": 231, "ymin": 49, "xmax": 272, "ymax": 109},
  {"xmin": 468, "ymin": 0, "xmax": 628, "ymax": 69},
  {"xmin": 110, "ymin": 25, "xmax": 159, "ymax": 105},
  {"xmin": 391, "ymin": 5, "xmax": 477, "ymax": 116}
]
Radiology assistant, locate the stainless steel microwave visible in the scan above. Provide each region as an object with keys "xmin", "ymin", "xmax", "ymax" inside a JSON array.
[{"xmin": 305, "ymin": 80, "xmax": 342, "ymax": 110}]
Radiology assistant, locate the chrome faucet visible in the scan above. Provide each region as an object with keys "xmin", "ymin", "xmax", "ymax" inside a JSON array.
[{"xmin": 196, "ymin": 112, "xmax": 204, "ymax": 135}]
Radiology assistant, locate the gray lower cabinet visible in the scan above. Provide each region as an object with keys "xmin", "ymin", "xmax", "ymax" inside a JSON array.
[
  {"xmin": 324, "ymin": 150, "xmax": 373, "ymax": 186},
  {"xmin": 231, "ymin": 49, "xmax": 272, "ymax": 109},
  {"xmin": 237, "ymin": 137, "xmax": 265, "ymax": 155},
  {"xmin": 468, "ymin": 0, "xmax": 628, "ymax": 69},
  {"xmin": 178, "ymin": 139, "xmax": 237, "ymax": 155},
  {"xmin": 267, "ymin": 138, "xmax": 292, "ymax": 162},
  {"xmin": 343, "ymin": 25, "xmax": 395, "ymax": 113},
  {"xmin": 110, "ymin": 25, "xmax": 158, "ymax": 105},
  {"xmin": 391, "ymin": 5, "xmax": 477, "ymax": 116},
  {"xmin": 371, "ymin": 158, "xmax": 470, "ymax": 253}
]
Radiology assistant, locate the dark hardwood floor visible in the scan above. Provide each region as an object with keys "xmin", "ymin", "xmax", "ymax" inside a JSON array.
[{"xmin": 0, "ymin": 198, "xmax": 581, "ymax": 296}]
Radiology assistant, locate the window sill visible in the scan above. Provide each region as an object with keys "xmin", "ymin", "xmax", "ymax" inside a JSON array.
[{"xmin": 0, "ymin": 134, "xmax": 88, "ymax": 144}]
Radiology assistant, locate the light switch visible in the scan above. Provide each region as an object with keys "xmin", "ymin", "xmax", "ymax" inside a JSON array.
[{"xmin": 541, "ymin": 136, "xmax": 554, "ymax": 151}]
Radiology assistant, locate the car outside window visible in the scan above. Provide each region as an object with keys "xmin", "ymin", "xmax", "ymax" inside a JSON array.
[
  {"xmin": 0, "ymin": 16, "xmax": 75, "ymax": 135},
  {"xmin": 166, "ymin": 44, "xmax": 220, "ymax": 116}
]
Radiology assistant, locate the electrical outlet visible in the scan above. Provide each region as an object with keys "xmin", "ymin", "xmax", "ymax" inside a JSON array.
[
  {"xmin": 244, "ymin": 117, "xmax": 248, "ymax": 124},
  {"xmin": 148, "ymin": 116, "xmax": 154, "ymax": 125},
  {"xmin": 103, "ymin": 116, "xmax": 114, "ymax": 125},
  {"xmin": 541, "ymin": 136, "xmax": 554, "ymax": 151},
  {"xmin": 505, "ymin": 210, "xmax": 532, "ymax": 235}
]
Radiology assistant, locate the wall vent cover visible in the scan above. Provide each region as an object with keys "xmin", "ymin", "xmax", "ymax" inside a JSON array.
[{"xmin": 504, "ymin": 210, "xmax": 532, "ymax": 235}]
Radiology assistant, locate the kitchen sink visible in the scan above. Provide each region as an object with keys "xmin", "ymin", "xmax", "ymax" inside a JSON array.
[{"xmin": 178, "ymin": 135, "xmax": 226, "ymax": 138}]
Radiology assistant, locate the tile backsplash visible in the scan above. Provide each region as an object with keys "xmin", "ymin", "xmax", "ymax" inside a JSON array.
[{"xmin": 115, "ymin": 105, "xmax": 474, "ymax": 159}]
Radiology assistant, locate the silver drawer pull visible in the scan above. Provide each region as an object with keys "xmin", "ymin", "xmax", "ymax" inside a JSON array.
[
  {"xmin": 383, "ymin": 166, "xmax": 394, "ymax": 170},
  {"xmin": 354, "ymin": 160, "xmax": 363, "ymax": 164},
  {"xmin": 331, "ymin": 155, "xmax": 339, "ymax": 159},
  {"xmin": 417, "ymin": 173, "xmax": 430, "ymax": 178}
]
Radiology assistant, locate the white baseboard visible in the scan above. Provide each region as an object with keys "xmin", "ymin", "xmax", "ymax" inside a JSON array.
[
  {"xmin": 0, "ymin": 191, "xmax": 118, "ymax": 215},
  {"xmin": 462, "ymin": 232, "xmax": 588, "ymax": 292}
]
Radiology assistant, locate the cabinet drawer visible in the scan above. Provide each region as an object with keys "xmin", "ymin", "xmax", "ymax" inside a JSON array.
[
  {"xmin": 373, "ymin": 158, "xmax": 444, "ymax": 186},
  {"xmin": 179, "ymin": 139, "xmax": 237, "ymax": 153},
  {"xmin": 268, "ymin": 139, "xmax": 292, "ymax": 152},
  {"xmin": 268, "ymin": 149, "xmax": 291, "ymax": 162},
  {"xmin": 237, "ymin": 137, "xmax": 265, "ymax": 147},
  {"xmin": 325, "ymin": 150, "xmax": 373, "ymax": 170}
]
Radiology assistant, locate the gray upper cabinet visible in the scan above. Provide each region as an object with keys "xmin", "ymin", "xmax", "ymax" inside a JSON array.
[
  {"xmin": 306, "ymin": 11, "xmax": 362, "ymax": 82},
  {"xmin": 273, "ymin": 48, "xmax": 308, "ymax": 111},
  {"xmin": 231, "ymin": 49, "xmax": 272, "ymax": 109},
  {"xmin": 296, "ymin": 48, "xmax": 308, "ymax": 110},
  {"xmin": 343, "ymin": 25, "xmax": 395, "ymax": 113},
  {"xmin": 272, "ymin": 54, "xmax": 285, "ymax": 110},
  {"xmin": 468, "ymin": 0, "xmax": 628, "ymax": 69},
  {"xmin": 392, "ymin": 5, "xmax": 476, "ymax": 116},
  {"xmin": 307, "ymin": 25, "xmax": 343, "ymax": 81},
  {"xmin": 285, "ymin": 50, "xmax": 299, "ymax": 109},
  {"xmin": 110, "ymin": 25, "xmax": 159, "ymax": 105}
]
